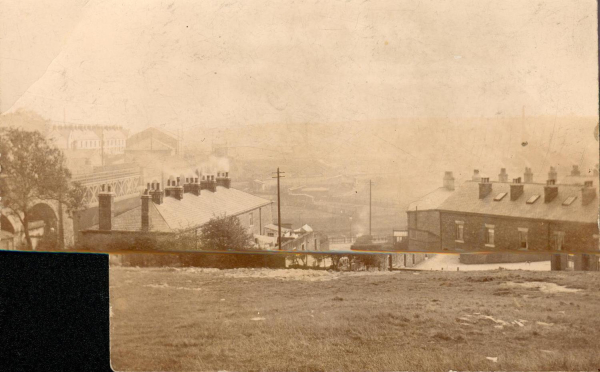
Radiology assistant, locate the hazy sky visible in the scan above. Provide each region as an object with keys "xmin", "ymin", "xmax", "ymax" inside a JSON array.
[{"xmin": 1, "ymin": 0, "xmax": 598, "ymax": 133}]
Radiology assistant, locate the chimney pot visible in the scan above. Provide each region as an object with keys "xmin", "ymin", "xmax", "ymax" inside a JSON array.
[
  {"xmin": 498, "ymin": 168, "xmax": 508, "ymax": 182},
  {"xmin": 548, "ymin": 166, "xmax": 557, "ymax": 182},
  {"xmin": 524, "ymin": 167, "xmax": 534, "ymax": 183},
  {"xmin": 443, "ymin": 171, "xmax": 455, "ymax": 191},
  {"xmin": 150, "ymin": 184, "xmax": 164, "ymax": 205}
]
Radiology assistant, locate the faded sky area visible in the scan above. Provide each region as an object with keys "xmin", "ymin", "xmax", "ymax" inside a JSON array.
[{"xmin": 0, "ymin": 0, "xmax": 598, "ymax": 133}]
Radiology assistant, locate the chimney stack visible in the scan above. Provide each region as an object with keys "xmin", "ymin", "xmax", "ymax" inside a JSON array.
[
  {"xmin": 571, "ymin": 165, "xmax": 581, "ymax": 176},
  {"xmin": 443, "ymin": 171, "xmax": 455, "ymax": 191},
  {"xmin": 150, "ymin": 182, "xmax": 164, "ymax": 205},
  {"xmin": 184, "ymin": 176, "xmax": 201, "ymax": 196},
  {"xmin": 510, "ymin": 178, "xmax": 524, "ymax": 201},
  {"xmin": 498, "ymin": 168, "xmax": 508, "ymax": 182},
  {"xmin": 581, "ymin": 181, "xmax": 596, "ymax": 206},
  {"xmin": 548, "ymin": 166, "xmax": 557, "ymax": 182},
  {"xmin": 165, "ymin": 176, "xmax": 184, "ymax": 200},
  {"xmin": 216, "ymin": 171, "xmax": 232, "ymax": 189},
  {"xmin": 201, "ymin": 174, "xmax": 217, "ymax": 192},
  {"xmin": 141, "ymin": 189, "xmax": 151, "ymax": 231},
  {"xmin": 98, "ymin": 184, "xmax": 115, "ymax": 231},
  {"xmin": 479, "ymin": 177, "xmax": 492, "ymax": 199},
  {"xmin": 472, "ymin": 169, "xmax": 481, "ymax": 182},
  {"xmin": 524, "ymin": 167, "xmax": 533, "ymax": 183},
  {"xmin": 544, "ymin": 179, "xmax": 558, "ymax": 203}
]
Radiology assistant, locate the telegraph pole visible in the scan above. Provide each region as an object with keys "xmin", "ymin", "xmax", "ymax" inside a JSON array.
[
  {"xmin": 272, "ymin": 168, "xmax": 285, "ymax": 250},
  {"xmin": 369, "ymin": 179, "xmax": 372, "ymax": 236}
]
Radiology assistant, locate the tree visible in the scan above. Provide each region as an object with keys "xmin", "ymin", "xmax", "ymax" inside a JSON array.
[
  {"xmin": 42, "ymin": 160, "xmax": 86, "ymax": 249},
  {"xmin": 198, "ymin": 215, "xmax": 253, "ymax": 251},
  {"xmin": 0, "ymin": 128, "xmax": 74, "ymax": 249}
]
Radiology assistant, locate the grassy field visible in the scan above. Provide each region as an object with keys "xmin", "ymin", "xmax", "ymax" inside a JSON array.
[{"xmin": 110, "ymin": 266, "xmax": 600, "ymax": 371}]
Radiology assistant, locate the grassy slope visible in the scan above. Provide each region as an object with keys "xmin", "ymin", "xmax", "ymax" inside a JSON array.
[{"xmin": 110, "ymin": 267, "xmax": 600, "ymax": 371}]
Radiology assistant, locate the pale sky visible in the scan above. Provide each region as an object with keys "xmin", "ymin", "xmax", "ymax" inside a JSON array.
[{"xmin": 1, "ymin": 0, "xmax": 598, "ymax": 133}]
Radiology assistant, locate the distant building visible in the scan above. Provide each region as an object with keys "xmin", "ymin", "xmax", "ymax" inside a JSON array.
[
  {"xmin": 47, "ymin": 124, "xmax": 127, "ymax": 154},
  {"xmin": 125, "ymin": 127, "xmax": 179, "ymax": 157},
  {"xmin": 407, "ymin": 167, "xmax": 599, "ymax": 271},
  {"xmin": 259, "ymin": 223, "xmax": 329, "ymax": 252}
]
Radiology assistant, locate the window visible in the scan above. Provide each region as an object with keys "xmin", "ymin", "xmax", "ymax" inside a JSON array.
[
  {"xmin": 562, "ymin": 196, "xmax": 577, "ymax": 206},
  {"xmin": 249, "ymin": 213, "xmax": 254, "ymax": 226},
  {"xmin": 526, "ymin": 195, "xmax": 540, "ymax": 204},
  {"xmin": 518, "ymin": 228, "xmax": 528, "ymax": 249},
  {"xmin": 493, "ymin": 192, "xmax": 507, "ymax": 201},
  {"xmin": 410, "ymin": 230, "xmax": 416, "ymax": 239},
  {"xmin": 455, "ymin": 221, "xmax": 464, "ymax": 242},
  {"xmin": 301, "ymin": 243, "xmax": 305, "ymax": 251},
  {"xmin": 553, "ymin": 231, "xmax": 565, "ymax": 251},
  {"xmin": 485, "ymin": 225, "xmax": 495, "ymax": 246}
]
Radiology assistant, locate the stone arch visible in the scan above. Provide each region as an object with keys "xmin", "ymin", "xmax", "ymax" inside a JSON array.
[
  {"xmin": 24, "ymin": 202, "xmax": 61, "ymax": 250},
  {"xmin": 28, "ymin": 202, "xmax": 59, "ymax": 235}
]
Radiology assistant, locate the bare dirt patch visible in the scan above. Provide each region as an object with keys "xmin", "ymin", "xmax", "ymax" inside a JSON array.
[
  {"xmin": 173, "ymin": 267, "xmax": 397, "ymax": 282},
  {"xmin": 500, "ymin": 281, "xmax": 582, "ymax": 294}
]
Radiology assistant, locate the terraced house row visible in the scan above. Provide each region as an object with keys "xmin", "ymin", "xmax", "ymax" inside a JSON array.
[{"xmin": 407, "ymin": 166, "xmax": 599, "ymax": 271}]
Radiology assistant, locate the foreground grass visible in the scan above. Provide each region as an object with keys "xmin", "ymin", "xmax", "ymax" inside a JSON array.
[{"xmin": 110, "ymin": 267, "xmax": 600, "ymax": 371}]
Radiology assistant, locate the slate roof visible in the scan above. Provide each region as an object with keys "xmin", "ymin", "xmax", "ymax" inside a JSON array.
[
  {"xmin": 407, "ymin": 187, "xmax": 454, "ymax": 211},
  {"xmin": 436, "ymin": 181, "xmax": 598, "ymax": 224},
  {"xmin": 89, "ymin": 187, "xmax": 272, "ymax": 232}
]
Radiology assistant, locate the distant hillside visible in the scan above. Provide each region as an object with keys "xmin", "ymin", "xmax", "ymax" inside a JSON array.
[
  {"xmin": 0, "ymin": 110, "xmax": 51, "ymax": 134},
  {"xmin": 185, "ymin": 116, "xmax": 598, "ymax": 203}
]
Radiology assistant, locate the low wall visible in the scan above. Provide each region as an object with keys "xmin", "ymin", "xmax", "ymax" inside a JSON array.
[
  {"xmin": 459, "ymin": 252, "xmax": 550, "ymax": 264},
  {"xmin": 110, "ymin": 252, "xmax": 287, "ymax": 269}
]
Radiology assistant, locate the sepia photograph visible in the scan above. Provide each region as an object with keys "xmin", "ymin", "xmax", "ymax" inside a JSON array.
[{"xmin": 1, "ymin": 0, "xmax": 599, "ymax": 370}]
